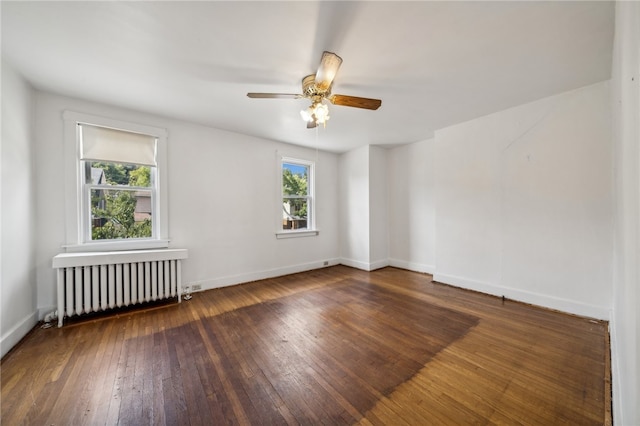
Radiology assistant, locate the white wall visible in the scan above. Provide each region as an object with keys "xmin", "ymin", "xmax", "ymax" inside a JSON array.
[
  {"xmin": 432, "ymin": 81, "xmax": 613, "ymax": 320},
  {"xmin": 338, "ymin": 145, "xmax": 391, "ymax": 271},
  {"xmin": 369, "ymin": 146, "xmax": 389, "ymax": 269},
  {"xmin": 388, "ymin": 139, "xmax": 436, "ymax": 274},
  {"xmin": 610, "ymin": 1, "xmax": 640, "ymax": 424},
  {"xmin": 32, "ymin": 91, "xmax": 340, "ymax": 314},
  {"xmin": 1, "ymin": 59, "xmax": 38, "ymax": 358},
  {"xmin": 338, "ymin": 145, "xmax": 370, "ymax": 269}
]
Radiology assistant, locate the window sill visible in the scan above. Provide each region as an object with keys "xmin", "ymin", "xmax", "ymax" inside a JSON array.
[
  {"xmin": 63, "ymin": 239, "xmax": 170, "ymax": 253},
  {"xmin": 275, "ymin": 230, "xmax": 319, "ymax": 239}
]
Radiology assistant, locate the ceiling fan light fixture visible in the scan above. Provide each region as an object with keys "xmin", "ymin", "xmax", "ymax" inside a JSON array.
[
  {"xmin": 301, "ymin": 102, "xmax": 330, "ymax": 126},
  {"xmin": 314, "ymin": 103, "xmax": 329, "ymax": 123},
  {"xmin": 300, "ymin": 106, "xmax": 314, "ymax": 122}
]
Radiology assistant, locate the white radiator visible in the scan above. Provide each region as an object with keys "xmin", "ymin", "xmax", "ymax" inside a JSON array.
[{"xmin": 52, "ymin": 249, "xmax": 188, "ymax": 327}]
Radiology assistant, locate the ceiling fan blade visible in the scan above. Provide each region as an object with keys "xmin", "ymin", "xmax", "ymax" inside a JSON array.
[
  {"xmin": 306, "ymin": 120, "xmax": 317, "ymax": 129},
  {"xmin": 329, "ymin": 94, "xmax": 382, "ymax": 110},
  {"xmin": 247, "ymin": 93, "xmax": 302, "ymax": 99},
  {"xmin": 315, "ymin": 51, "xmax": 343, "ymax": 92}
]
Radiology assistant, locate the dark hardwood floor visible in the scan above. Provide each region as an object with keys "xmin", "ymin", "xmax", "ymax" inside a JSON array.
[{"xmin": 1, "ymin": 266, "xmax": 610, "ymax": 425}]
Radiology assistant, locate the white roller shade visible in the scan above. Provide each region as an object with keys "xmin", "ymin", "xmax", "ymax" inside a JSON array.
[{"xmin": 80, "ymin": 124, "xmax": 157, "ymax": 166}]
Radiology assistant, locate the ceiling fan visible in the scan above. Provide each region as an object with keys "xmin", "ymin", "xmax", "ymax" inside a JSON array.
[{"xmin": 247, "ymin": 51, "xmax": 382, "ymax": 128}]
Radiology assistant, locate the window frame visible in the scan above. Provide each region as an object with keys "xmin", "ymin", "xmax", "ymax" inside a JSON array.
[
  {"xmin": 63, "ymin": 111, "xmax": 169, "ymax": 252},
  {"xmin": 276, "ymin": 155, "xmax": 318, "ymax": 239}
]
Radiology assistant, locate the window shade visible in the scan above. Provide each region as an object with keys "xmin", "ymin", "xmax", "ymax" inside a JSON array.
[{"xmin": 80, "ymin": 124, "xmax": 157, "ymax": 166}]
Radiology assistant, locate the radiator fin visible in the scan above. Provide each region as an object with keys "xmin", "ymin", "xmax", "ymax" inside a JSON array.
[{"xmin": 56, "ymin": 259, "xmax": 182, "ymax": 326}]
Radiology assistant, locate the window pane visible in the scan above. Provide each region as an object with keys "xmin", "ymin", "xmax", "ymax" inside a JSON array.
[
  {"xmin": 89, "ymin": 161, "xmax": 151, "ymax": 187},
  {"xmin": 282, "ymin": 163, "xmax": 309, "ymax": 196},
  {"xmin": 282, "ymin": 198, "xmax": 308, "ymax": 230},
  {"xmin": 91, "ymin": 188, "xmax": 152, "ymax": 240}
]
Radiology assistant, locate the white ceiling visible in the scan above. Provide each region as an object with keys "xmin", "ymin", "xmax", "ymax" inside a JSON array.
[{"xmin": 1, "ymin": 1, "xmax": 614, "ymax": 153}]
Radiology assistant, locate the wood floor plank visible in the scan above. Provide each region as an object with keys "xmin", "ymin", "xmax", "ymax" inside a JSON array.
[{"xmin": 1, "ymin": 266, "xmax": 610, "ymax": 425}]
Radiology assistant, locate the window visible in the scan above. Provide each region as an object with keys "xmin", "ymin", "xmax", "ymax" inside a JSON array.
[
  {"xmin": 63, "ymin": 112, "xmax": 169, "ymax": 251},
  {"xmin": 278, "ymin": 157, "xmax": 317, "ymax": 238}
]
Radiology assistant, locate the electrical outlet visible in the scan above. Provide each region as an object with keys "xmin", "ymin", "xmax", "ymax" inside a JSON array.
[{"xmin": 192, "ymin": 284, "xmax": 202, "ymax": 291}]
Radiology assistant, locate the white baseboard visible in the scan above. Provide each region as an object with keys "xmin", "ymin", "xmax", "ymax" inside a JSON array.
[
  {"xmin": 433, "ymin": 273, "xmax": 610, "ymax": 320},
  {"xmin": 608, "ymin": 313, "xmax": 623, "ymax": 426},
  {"xmin": 369, "ymin": 258, "xmax": 390, "ymax": 271},
  {"xmin": 187, "ymin": 259, "xmax": 609, "ymax": 320},
  {"xmin": 339, "ymin": 257, "xmax": 389, "ymax": 271},
  {"xmin": 187, "ymin": 258, "xmax": 341, "ymax": 292},
  {"xmin": 339, "ymin": 257, "xmax": 371, "ymax": 271},
  {"xmin": 388, "ymin": 258, "xmax": 435, "ymax": 275},
  {"xmin": 1, "ymin": 311, "xmax": 38, "ymax": 359}
]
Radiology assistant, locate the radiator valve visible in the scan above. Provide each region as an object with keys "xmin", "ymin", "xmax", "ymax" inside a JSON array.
[
  {"xmin": 183, "ymin": 285, "xmax": 192, "ymax": 300},
  {"xmin": 41, "ymin": 310, "xmax": 58, "ymax": 329}
]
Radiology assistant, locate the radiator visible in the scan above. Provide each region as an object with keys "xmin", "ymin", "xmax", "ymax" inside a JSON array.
[{"xmin": 52, "ymin": 249, "xmax": 188, "ymax": 327}]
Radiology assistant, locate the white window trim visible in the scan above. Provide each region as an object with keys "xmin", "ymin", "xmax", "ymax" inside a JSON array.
[
  {"xmin": 276, "ymin": 154, "xmax": 318, "ymax": 239},
  {"xmin": 276, "ymin": 229, "xmax": 319, "ymax": 239},
  {"xmin": 63, "ymin": 111, "xmax": 169, "ymax": 252}
]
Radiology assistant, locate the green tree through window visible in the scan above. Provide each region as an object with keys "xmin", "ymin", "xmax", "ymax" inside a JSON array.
[{"xmin": 90, "ymin": 162, "xmax": 152, "ymax": 240}]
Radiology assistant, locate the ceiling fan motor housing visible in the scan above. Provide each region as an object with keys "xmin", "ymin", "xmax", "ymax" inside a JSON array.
[{"xmin": 302, "ymin": 74, "xmax": 330, "ymax": 98}]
